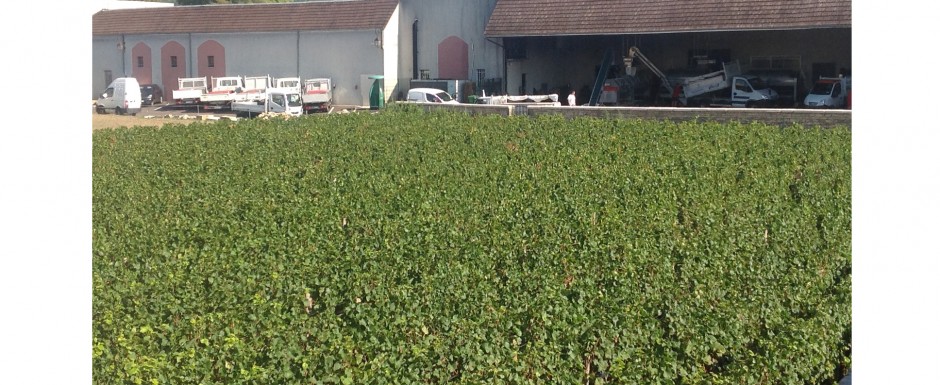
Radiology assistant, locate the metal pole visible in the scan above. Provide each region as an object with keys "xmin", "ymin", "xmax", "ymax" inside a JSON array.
[
  {"xmin": 121, "ymin": 34, "xmax": 126, "ymax": 76},
  {"xmin": 296, "ymin": 30, "xmax": 301, "ymax": 77},
  {"xmin": 188, "ymin": 33, "xmax": 193, "ymax": 77}
]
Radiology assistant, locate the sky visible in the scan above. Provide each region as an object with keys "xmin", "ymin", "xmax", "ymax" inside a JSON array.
[{"xmin": 0, "ymin": 1, "xmax": 937, "ymax": 384}]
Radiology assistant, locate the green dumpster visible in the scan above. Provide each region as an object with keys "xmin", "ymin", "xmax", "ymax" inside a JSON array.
[
  {"xmin": 368, "ymin": 75, "xmax": 385, "ymax": 110},
  {"xmin": 468, "ymin": 95, "xmax": 478, "ymax": 104}
]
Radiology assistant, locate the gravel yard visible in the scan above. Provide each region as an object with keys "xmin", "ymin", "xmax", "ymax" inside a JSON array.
[{"xmin": 91, "ymin": 102, "xmax": 236, "ymax": 130}]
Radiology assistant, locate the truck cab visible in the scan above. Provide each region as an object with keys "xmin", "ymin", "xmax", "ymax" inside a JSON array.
[
  {"xmin": 804, "ymin": 76, "xmax": 850, "ymax": 109},
  {"xmin": 232, "ymin": 88, "xmax": 303, "ymax": 118},
  {"xmin": 730, "ymin": 76, "xmax": 779, "ymax": 107}
]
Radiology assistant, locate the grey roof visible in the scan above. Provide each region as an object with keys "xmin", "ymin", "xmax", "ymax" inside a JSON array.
[
  {"xmin": 484, "ymin": 0, "xmax": 852, "ymax": 37},
  {"xmin": 92, "ymin": 0, "xmax": 399, "ymax": 36}
]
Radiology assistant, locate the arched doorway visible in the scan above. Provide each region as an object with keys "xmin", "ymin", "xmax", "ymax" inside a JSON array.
[
  {"xmin": 161, "ymin": 41, "xmax": 186, "ymax": 100},
  {"xmin": 198, "ymin": 40, "xmax": 225, "ymax": 80},
  {"xmin": 437, "ymin": 36, "xmax": 468, "ymax": 80},
  {"xmin": 131, "ymin": 42, "xmax": 152, "ymax": 85}
]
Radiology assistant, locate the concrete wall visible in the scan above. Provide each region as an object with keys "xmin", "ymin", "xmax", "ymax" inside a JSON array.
[
  {"xmin": 409, "ymin": 103, "xmax": 852, "ymax": 129},
  {"xmin": 528, "ymin": 106, "xmax": 851, "ymax": 128},
  {"xmin": 382, "ymin": 4, "xmax": 401, "ymax": 105},
  {"xmin": 405, "ymin": 102, "xmax": 512, "ymax": 116},
  {"xmin": 92, "ymin": 36, "xmax": 126, "ymax": 95}
]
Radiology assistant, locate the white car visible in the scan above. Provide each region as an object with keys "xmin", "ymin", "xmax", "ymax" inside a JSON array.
[{"xmin": 406, "ymin": 88, "xmax": 459, "ymax": 104}]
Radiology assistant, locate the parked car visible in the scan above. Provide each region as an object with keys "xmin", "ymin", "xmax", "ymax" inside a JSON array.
[
  {"xmin": 406, "ymin": 88, "xmax": 458, "ymax": 104},
  {"xmin": 140, "ymin": 84, "xmax": 164, "ymax": 105}
]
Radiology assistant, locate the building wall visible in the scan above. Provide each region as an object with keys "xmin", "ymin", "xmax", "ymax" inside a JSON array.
[
  {"xmin": 397, "ymin": 0, "xmax": 502, "ymax": 99},
  {"xmin": 382, "ymin": 4, "xmax": 401, "ymax": 106},
  {"xmin": 92, "ymin": 36, "xmax": 129, "ymax": 95},
  {"xmin": 92, "ymin": 29, "xmax": 389, "ymax": 106}
]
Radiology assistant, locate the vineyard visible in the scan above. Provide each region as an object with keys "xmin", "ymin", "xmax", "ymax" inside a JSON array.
[{"xmin": 93, "ymin": 107, "xmax": 851, "ymax": 384}]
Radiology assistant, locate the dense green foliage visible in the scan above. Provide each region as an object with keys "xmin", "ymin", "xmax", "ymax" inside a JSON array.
[{"xmin": 93, "ymin": 108, "xmax": 851, "ymax": 384}]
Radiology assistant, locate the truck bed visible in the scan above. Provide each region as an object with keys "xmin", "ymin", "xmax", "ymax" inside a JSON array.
[{"xmin": 172, "ymin": 89, "xmax": 203, "ymax": 102}]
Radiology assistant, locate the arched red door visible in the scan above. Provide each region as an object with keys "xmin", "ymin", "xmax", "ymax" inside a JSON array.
[
  {"xmin": 131, "ymin": 42, "xmax": 152, "ymax": 85},
  {"xmin": 438, "ymin": 36, "xmax": 468, "ymax": 80},
  {"xmin": 161, "ymin": 41, "xmax": 186, "ymax": 100}
]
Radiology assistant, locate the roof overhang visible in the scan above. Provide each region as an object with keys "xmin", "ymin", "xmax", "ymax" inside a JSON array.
[
  {"xmin": 92, "ymin": 0, "xmax": 399, "ymax": 36},
  {"xmin": 484, "ymin": 0, "xmax": 851, "ymax": 38}
]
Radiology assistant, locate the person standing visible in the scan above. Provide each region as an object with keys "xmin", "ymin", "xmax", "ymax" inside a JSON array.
[
  {"xmin": 568, "ymin": 90, "xmax": 577, "ymax": 106},
  {"xmin": 671, "ymin": 84, "xmax": 683, "ymax": 107}
]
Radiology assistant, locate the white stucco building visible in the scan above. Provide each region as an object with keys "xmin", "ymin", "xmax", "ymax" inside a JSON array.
[
  {"xmin": 92, "ymin": 0, "xmax": 502, "ymax": 106},
  {"xmin": 91, "ymin": 0, "xmax": 850, "ymax": 107}
]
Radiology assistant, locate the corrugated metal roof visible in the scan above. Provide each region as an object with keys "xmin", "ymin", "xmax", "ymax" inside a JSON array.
[
  {"xmin": 484, "ymin": 0, "xmax": 852, "ymax": 37},
  {"xmin": 92, "ymin": 0, "xmax": 399, "ymax": 36}
]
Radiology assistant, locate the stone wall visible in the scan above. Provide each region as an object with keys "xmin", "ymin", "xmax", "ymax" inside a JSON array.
[
  {"xmin": 527, "ymin": 106, "xmax": 852, "ymax": 129},
  {"xmin": 410, "ymin": 103, "xmax": 852, "ymax": 129},
  {"xmin": 415, "ymin": 103, "xmax": 513, "ymax": 116}
]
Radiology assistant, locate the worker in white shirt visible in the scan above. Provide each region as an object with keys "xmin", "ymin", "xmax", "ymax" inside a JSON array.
[{"xmin": 567, "ymin": 90, "xmax": 577, "ymax": 106}]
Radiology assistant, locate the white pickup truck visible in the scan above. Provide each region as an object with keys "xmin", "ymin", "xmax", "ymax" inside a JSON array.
[
  {"xmin": 200, "ymin": 76, "xmax": 244, "ymax": 109},
  {"xmin": 172, "ymin": 77, "xmax": 207, "ymax": 105},
  {"xmin": 233, "ymin": 75, "xmax": 271, "ymax": 103},
  {"xmin": 231, "ymin": 88, "xmax": 303, "ymax": 118},
  {"xmin": 302, "ymin": 78, "xmax": 333, "ymax": 113},
  {"xmin": 623, "ymin": 46, "xmax": 778, "ymax": 107},
  {"xmin": 669, "ymin": 62, "xmax": 779, "ymax": 107}
]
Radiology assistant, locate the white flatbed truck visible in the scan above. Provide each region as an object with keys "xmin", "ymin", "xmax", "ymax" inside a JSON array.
[
  {"xmin": 172, "ymin": 77, "xmax": 207, "ymax": 105},
  {"xmin": 200, "ymin": 76, "xmax": 244, "ymax": 110},
  {"xmin": 301, "ymin": 78, "xmax": 333, "ymax": 113},
  {"xmin": 231, "ymin": 88, "xmax": 303, "ymax": 118},
  {"xmin": 625, "ymin": 46, "xmax": 779, "ymax": 107},
  {"xmin": 233, "ymin": 75, "xmax": 272, "ymax": 103}
]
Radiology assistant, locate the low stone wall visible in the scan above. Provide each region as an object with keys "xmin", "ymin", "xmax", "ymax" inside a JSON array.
[
  {"xmin": 415, "ymin": 103, "xmax": 513, "ymax": 116},
  {"xmin": 528, "ymin": 106, "xmax": 852, "ymax": 128},
  {"xmin": 413, "ymin": 103, "xmax": 852, "ymax": 129}
]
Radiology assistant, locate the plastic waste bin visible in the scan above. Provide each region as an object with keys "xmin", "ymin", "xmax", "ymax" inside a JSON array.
[{"xmin": 369, "ymin": 75, "xmax": 385, "ymax": 110}]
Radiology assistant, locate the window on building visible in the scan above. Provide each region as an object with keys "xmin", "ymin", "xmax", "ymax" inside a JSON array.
[
  {"xmin": 171, "ymin": 56, "xmax": 178, "ymax": 68},
  {"xmin": 476, "ymin": 69, "xmax": 485, "ymax": 89},
  {"xmin": 420, "ymin": 69, "xmax": 430, "ymax": 80},
  {"xmin": 208, "ymin": 56, "xmax": 215, "ymax": 68},
  {"xmin": 137, "ymin": 56, "xmax": 143, "ymax": 68}
]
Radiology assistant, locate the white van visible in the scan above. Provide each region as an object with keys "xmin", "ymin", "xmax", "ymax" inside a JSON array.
[{"xmin": 96, "ymin": 77, "xmax": 142, "ymax": 115}]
